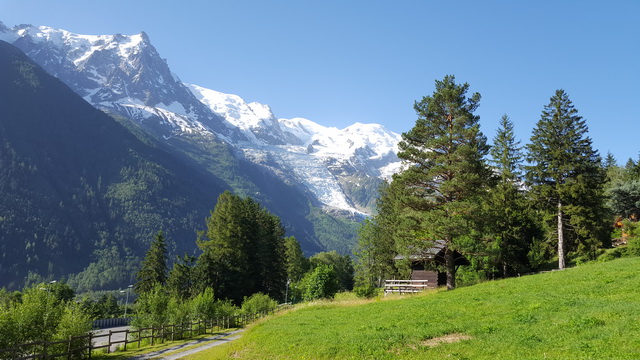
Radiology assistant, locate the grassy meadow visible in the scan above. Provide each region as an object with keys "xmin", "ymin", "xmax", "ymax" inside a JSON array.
[{"xmin": 185, "ymin": 257, "xmax": 640, "ymax": 359}]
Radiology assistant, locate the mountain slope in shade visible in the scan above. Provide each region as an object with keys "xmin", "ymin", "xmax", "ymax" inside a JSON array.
[{"xmin": 0, "ymin": 39, "xmax": 235, "ymax": 290}]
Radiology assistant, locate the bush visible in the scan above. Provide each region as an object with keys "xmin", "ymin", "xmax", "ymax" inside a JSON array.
[
  {"xmin": 353, "ymin": 285, "xmax": 378, "ymax": 299},
  {"xmin": 0, "ymin": 285, "xmax": 90, "ymax": 358},
  {"xmin": 300, "ymin": 265, "xmax": 339, "ymax": 301},
  {"xmin": 597, "ymin": 247, "xmax": 628, "ymax": 262},
  {"xmin": 624, "ymin": 221, "xmax": 640, "ymax": 256},
  {"xmin": 166, "ymin": 297, "xmax": 192, "ymax": 325},
  {"xmin": 190, "ymin": 287, "xmax": 217, "ymax": 321},
  {"xmin": 52, "ymin": 304, "xmax": 92, "ymax": 359},
  {"xmin": 131, "ymin": 285, "xmax": 169, "ymax": 329},
  {"xmin": 241, "ymin": 293, "xmax": 277, "ymax": 315}
]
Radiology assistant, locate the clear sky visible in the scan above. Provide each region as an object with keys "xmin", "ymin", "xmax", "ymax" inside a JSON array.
[{"xmin": 2, "ymin": 0, "xmax": 639, "ymax": 162}]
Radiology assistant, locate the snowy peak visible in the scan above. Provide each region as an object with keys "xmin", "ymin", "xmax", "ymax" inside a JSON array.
[
  {"xmin": 3, "ymin": 23, "xmax": 232, "ymax": 139},
  {"xmin": 188, "ymin": 84, "xmax": 302, "ymax": 145}
]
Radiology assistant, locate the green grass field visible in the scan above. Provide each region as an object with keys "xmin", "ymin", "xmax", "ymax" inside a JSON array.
[{"xmin": 185, "ymin": 257, "xmax": 640, "ymax": 359}]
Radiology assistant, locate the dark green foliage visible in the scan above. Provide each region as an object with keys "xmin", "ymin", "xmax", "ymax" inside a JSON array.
[
  {"xmin": 48, "ymin": 281, "xmax": 75, "ymax": 303},
  {"xmin": 309, "ymin": 251, "xmax": 354, "ymax": 291},
  {"xmin": 484, "ymin": 115, "xmax": 540, "ymax": 276},
  {"xmin": 306, "ymin": 207, "xmax": 360, "ymax": 255},
  {"xmin": 284, "ymin": 237, "xmax": 310, "ymax": 282},
  {"xmin": 79, "ymin": 293, "xmax": 122, "ymax": 320},
  {"xmin": 355, "ymin": 181, "xmax": 413, "ymax": 288},
  {"xmin": 525, "ymin": 89, "xmax": 608, "ymax": 268},
  {"xmin": 195, "ymin": 191, "xmax": 287, "ymax": 303},
  {"xmin": 167, "ymin": 254, "xmax": 196, "ymax": 300},
  {"xmin": 393, "ymin": 75, "xmax": 491, "ymax": 289},
  {"xmin": 353, "ymin": 284, "xmax": 378, "ymax": 299},
  {"xmin": 134, "ymin": 231, "xmax": 169, "ymax": 294}
]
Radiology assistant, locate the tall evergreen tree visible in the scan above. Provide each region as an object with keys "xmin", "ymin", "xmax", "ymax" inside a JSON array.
[
  {"xmin": 134, "ymin": 230, "xmax": 168, "ymax": 293},
  {"xmin": 525, "ymin": 89, "xmax": 607, "ymax": 269},
  {"xmin": 195, "ymin": 192, "xmax": 252, "ymax": 303},
  {"xmin": 284, "ymin": 236, "xmax": 309, "ymax": 282},
  {"xmin": 393, "ymin": 75, "xmax": 491, "ymax": 289},
  {"xmin": 355, "ymin": 181, "xmax": 412, "ymax": 288},
  {"xmin": 167, "ymin": 254, "xmax": 196, "ymax": 300},
  {"xmin": 195, "ymin": 191, "xmax": 287, "ymax": 303},
  {"xmin": 486, "ymin": 115, "xmax": 537, "ymax": 276}
]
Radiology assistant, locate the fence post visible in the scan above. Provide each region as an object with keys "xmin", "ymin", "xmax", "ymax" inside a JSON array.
[
  {"xmin": 67, "ymin": 335, "xmax": 72, "ymax": 360},
  {"xmin": 88, "ymin": 332, "xmax": 93, "ymax": 358}
]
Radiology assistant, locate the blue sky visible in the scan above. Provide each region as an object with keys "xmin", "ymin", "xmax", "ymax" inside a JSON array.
[{"xmin": 2, "ymin": 0, "xmax": 639, "ymax": 162}]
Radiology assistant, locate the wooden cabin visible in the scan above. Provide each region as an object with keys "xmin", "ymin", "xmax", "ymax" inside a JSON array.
[{"xmin": 387, "ymin": 240, "xmax": 469, "ymax": 293}]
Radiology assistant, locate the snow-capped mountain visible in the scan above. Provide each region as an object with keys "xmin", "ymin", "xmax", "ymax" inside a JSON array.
[
  {"xmin": 0, "ymin": 22, "xmax": 402, "ymax": 214},
  {"xmin": 188, "ymin": 85, "xmax": 402, "ymax": 212}
]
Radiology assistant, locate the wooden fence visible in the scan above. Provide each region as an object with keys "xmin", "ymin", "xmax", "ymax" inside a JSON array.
[
  {"xmin": 0, "ymin": 310, "xmax": 276, "ymax": 360},
  {"xmin": 383, "ymin": 280, "xmax": 433, "ymax": 295}
]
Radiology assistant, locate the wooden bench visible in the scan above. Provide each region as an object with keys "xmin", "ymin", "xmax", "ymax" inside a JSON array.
[{"xmin": 384, "ymin": 280, "xmax": 434, "ymax": 295}]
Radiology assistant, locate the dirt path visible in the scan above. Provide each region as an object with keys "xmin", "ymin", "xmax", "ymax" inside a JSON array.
[{"xmin": 125, "ymin": 329, "xmax": 244, "ymax": 359}]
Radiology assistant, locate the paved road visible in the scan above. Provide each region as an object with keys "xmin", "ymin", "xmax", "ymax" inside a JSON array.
[{"xmin": 92, "ymin": 326, "xmax": 130, "ymax": 353}]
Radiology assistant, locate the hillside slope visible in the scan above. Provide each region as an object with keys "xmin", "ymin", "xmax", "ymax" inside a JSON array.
[
  {"xmin": 199, "ymin": 257, "xmax": 640, "ymax": 359},
  {"xmin": 0, "ymin": 40, "xmax": 229, "ymax": 290}
]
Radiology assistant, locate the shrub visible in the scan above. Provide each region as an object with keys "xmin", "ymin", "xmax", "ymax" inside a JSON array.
[
  {"xmin": 190, "ymin": 287, "xmax": 217, "ymax": 321},
  {"xmin": 52, "ymin": 304, "xmax": 92, "ymax": 359},
  {"xmin": 624, "ymin": 221, "xmax": 640, "ymax": 256},
  {"xmin": 353, "ymin": 284, "xmax": 378, "ymax": 299},
  {"xmin": 300, "ymin": 265, "xmax": 339, "ymax": 301},
  {"xmin": 241, "ymin": 293, "xmax": 277, "ymax": 315},
  {"xmin": 131, "ymin": 285, "xmax": 169, "ymax": 329}
]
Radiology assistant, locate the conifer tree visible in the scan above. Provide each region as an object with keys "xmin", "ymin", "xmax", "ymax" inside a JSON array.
[
  {"xmin": 393, "ymin": 75, "xmax": 491, "ymax": 289},
  {"xmin": 485, "ymin": 115, "xmax": 537, "ymax": 276},
  {"xmin": 134, "ymin": 230, "xmax": 168, "ymax": 294},
  {"xmin": 195, "ymin": 191, "xmax": 252, "ymax": 303},
  {"xmin": 525, "ymin": 89, "xmax": 607, "ymax": 269},
  {"xmin": 355, "ymin": 181, "xmax": 411, "ymax": 287},
  {"xmin": 195, "ymin": 191, "xmax": 287, "ymax": 303},
  {"xmin": 284, "ymin": 236, "xmax": 309, "ymax": 282},
  {"xmin": 167, "ymin": 254, "xmax": 195, "ymax": 300}
]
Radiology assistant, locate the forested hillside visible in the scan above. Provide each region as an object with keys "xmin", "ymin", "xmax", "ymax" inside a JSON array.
[{"xmin": 0, "ymin": 40, "xmax": 226, "ymax": 290}]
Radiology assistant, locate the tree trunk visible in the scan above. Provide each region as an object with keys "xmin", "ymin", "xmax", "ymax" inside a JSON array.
[
  {"xmin": 445, "ymin": 246, "xmax": 456, "ymax": 290},
  {"xmin": 557, "ymin": 200, "xmax": 565, "ymax": 270}
]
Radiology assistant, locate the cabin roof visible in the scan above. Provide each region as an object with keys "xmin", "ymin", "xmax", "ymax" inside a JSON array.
[{"xmin": 394, "ymin": 240, "xmax": 470, "ymax": 266}]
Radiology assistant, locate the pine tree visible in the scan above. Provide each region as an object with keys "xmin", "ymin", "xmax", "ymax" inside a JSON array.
[
  {"xmin": 194, "ymin": 191, "xmax": 288, "ymax": 303},
  {"xmin": 393, "ymin": 75, "xmax": 491, "ymax": 289},
  {"xmin": 167, "ymin": 254, "xmax": 196, "ymax": 300},
  {"xmin": 249, "ymin": 198, "xmax": 287, "ymax": 300},
  {"xmin": 284, "ymin": 236, "xmax": 309, "ymax": 282},
  {"xmin": 525, "ymin": 89, "xmax": 607, "ymax": 269},
  {"xmin": 355, "ymin": 181, "xmax": 411, "ymax": 288},
  {"xmin": 134, "ymin": 231, "xmax": 168, "ymax": 294},
  {"xmin": 195, "ymin": 191, "xmax": 252, "ymax": 303},
  {"xmin": 486, "ymin": 115, "xmax": 537, "ymax": 276}
]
